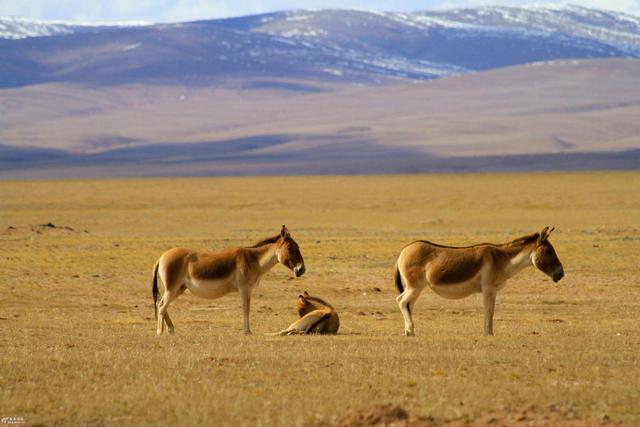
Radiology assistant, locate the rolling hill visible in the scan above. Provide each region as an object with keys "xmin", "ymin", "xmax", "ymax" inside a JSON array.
[
  {"xmin": 1, "ymin": 6, "xmax": 639, "ymax": 177},
  {"xmin": 1, "ymin": 58, "xmax": 638, "ymax": 178}
]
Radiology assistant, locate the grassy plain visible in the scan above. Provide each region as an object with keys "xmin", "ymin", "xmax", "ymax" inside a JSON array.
[{"xmin": 0, "ymin": 172, "xmax": 639, "ymax": 426}]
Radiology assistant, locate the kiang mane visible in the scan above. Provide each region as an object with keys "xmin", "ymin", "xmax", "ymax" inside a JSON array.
[
  {"xmin": 503, "ymin": 232, "xmax": 539, "ymax": 247},
  {"xmin": 305, "ymin": 294, "xmax": 335, "ymax": 310},
  {"xmin": 468, "ymin": 232, "xmax": 540, "ymax": 248},
  {"xmin": 473, "ymin": 232, "xmax": 539, "ymax": 248},
  {"xmin": 248, "ymin": 235, "xmax": 281, "ymax": 248},
  {"xmin": 416, "ymin": 232, "xmax": 539, "ymax": 250}
]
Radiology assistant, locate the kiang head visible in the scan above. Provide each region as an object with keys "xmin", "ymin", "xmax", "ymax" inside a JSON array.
[
  {"xmin": 276, "ymin": 225, "xmax": 305, "ymax": 277},
  {"xmin": 531, "ymin": 227, "xmax": 564, "ymax": 282},
  {"xmin": 296, "ymin": 291, "xmax": 317, "ymax": 316}
]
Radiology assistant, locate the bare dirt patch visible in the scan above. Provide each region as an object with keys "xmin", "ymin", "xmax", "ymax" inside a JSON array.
[
  {"xmin": 324, "ymin": 404, "xmax": 626, "ymax": 427},
  {"xmin": 1, "ymin": 222, "xmax": 88, "ymax": 236}
]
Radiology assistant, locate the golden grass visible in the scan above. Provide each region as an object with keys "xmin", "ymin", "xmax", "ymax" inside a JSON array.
[{"xmin": 1, "ymin": 172, "xmax": 639, "ymax": 426}]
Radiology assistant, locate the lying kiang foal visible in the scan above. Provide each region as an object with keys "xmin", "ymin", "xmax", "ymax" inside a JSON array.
[{"xmin": 267, "ymin": 291, "xmax": 339, "ymax": 335}]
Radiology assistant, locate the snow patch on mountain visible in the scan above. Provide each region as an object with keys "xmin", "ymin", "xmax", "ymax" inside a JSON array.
[
  {"xmin": 1, "ymin": 5, "xmax": 639, "ymax": 87},
  {"xmin": 0, "ymin": 16, "xmax": 150, "ymax": 39}
]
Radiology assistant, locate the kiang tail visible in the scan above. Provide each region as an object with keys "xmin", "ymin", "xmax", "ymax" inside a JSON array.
[
  {"xmin": 152, "ymin": 261, "xmax": 159, "ymax": 320},
  {"xmin": 395, "ymin": 264, "xmax": 410, "ymax": 315},
  {"xmin": 395, "ymin": 264, "xmax": 404, "ymax": 294}
]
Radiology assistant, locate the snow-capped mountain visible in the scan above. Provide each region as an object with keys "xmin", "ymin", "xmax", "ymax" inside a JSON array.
[
  {"xmin": 409, "ymin": 5, "xmax": 640, "ymax": 55},
  {"xmin": 0, "ymin": 16, "xmax": 81, "ymax": 39},
  {"xmin": 0, "ymin": 16, "xmax": 148, "ymax": 39},
  {"xmin": 1, "ymin": 5, "xmax": 639, "ymax": 88}
]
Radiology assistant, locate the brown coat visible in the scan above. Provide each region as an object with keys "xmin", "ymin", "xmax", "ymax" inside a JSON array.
[
  {"xmin": 395, "ymin": 227, "xmax": 563, "ymax": 336},
  {"xmin": 151, "ymin": 226, "xmax": 305, "ymax": 336},
  {"xmin": 268, "ymin": 291, "xmax": 339, "ymax": 336}
]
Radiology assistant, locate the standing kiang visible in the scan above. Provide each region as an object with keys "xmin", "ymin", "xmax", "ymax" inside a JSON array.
[
  {"xmin": 395, "ymin": 227, "xmax": 564, "ymax": 336},
  {"xmin": 151, "ymin": 226, "xmax": 305, "ymax": 335}
]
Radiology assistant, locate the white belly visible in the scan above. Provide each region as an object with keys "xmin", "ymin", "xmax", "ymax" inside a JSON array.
[
  {"xmin": 185, "ymin": 277, "xmax": 236, "ymax": 299},
  {"xmin": 429, "ymin": 278, "xmax": 482, "ymax": 299}
]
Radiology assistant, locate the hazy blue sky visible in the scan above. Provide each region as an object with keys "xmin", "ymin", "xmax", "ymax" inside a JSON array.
[{"xmin": 1, "ymin": 0, "xmax": 639, "ymax": 22}]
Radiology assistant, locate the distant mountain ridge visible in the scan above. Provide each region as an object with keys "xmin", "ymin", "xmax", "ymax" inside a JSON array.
[{"xmin": 1, "ymin": 5, "xmax": 639, "ymax": 88}]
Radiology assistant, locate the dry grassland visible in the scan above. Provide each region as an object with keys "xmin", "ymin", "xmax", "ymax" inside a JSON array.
[{"xmin": 0, "ymin": 172, "xmax": 639, "ymax": 426}]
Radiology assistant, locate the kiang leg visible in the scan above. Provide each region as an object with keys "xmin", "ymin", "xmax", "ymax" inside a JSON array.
[
  {"xmin": 397, "ymin": 286, "xmax": 422, "ymax": 336},
  {"xmin": 266, "ymin": 311, "xmax": 330, "ymax": 336},
  {"xmin": 482, "ymin": 285, "xmax": 497, "ymax": 336},
  {"xmin": 240, "ymin": 286, "xmax": 252, "ymax": 335},
  {"xmin": 162, "ymin": 284, "xmax": 186, "ymax": 335}
]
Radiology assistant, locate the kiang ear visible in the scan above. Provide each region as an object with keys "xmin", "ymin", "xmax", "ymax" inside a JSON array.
[
  {"xmin": 303, "ymin": 291, "xmax": 310, "ymax": 297},
  {"xmin": 536, "ymin": 227, "xmax": 548, "ymax": 244},
  {"xmin": 538, "ymin": 226, "xmax": 554, "ymax": 243},
  {"xmin": 280, "ymin": 225, "xmax": 290, "ymax": 239},
  {"xmin": 298, "ymin": 295, "xmax": 306, "ymax": 302}
]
